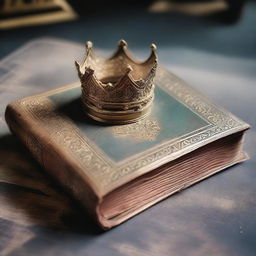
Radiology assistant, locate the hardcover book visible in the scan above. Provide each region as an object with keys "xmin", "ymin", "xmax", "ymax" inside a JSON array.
[{"xmin": 5, "ymin": 45, "xmax": 249, "ymax": 229}]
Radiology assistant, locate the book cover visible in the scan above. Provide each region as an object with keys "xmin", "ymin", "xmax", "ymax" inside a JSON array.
[{"xmin": 5, "ymin": 62, "xmax": 249, "ymax": 228}]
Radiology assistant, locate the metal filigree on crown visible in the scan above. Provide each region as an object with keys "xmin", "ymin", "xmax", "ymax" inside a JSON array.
[{"xmin": 75, "ymin": 40, "xmax": 158, "ymax": 124}]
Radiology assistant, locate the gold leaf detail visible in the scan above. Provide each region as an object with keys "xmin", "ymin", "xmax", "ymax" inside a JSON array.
[{"xmin": 112, "ymin": 118, "xmax": 160, "ymax": 142}]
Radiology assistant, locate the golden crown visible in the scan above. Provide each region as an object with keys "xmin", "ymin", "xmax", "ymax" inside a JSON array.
[{"xmin": 75, "ymin": 40, "xmax": 158, "ymax": 124}]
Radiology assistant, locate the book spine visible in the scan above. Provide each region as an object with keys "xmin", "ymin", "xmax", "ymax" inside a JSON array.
[{"xmin": 5, "ymin": 103, "xmax": 99, "ymax": 221}]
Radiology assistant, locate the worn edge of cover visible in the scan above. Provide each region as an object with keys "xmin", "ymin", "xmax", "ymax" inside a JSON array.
[{"xmin": 5, "ymin": 66, "xmax": 250, "ymax": 198}]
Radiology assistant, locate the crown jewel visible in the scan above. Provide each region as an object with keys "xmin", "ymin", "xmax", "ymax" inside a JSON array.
[{"xmin": 75, "ymin": 40, "xmax": 158, "ymax": 124}]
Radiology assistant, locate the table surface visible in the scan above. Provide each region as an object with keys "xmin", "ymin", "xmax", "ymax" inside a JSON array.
[{"xmin": 0, "ymin": 2, "xmax": 256, "ymax": 256}]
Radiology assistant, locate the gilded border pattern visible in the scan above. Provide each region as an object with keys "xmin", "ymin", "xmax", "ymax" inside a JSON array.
[
  {"xmin": 112, "ymin": 68, "xmax": 246, "ymax": 182},
  {"xmin": 19, "ymin": 68, "xmax": 248, "ymax": 189},
  {"xmin": 19, "ymin": 97, "xmax": 114, "ymax": 186}
]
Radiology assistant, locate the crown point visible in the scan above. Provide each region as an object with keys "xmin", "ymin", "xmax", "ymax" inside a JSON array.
[
  {"xmin": 126, "ymin": 65, "xmax": 133, "ymax": 73},
  {"xmin": 75, "ymin": 61, "xmax": 83, "ymax": 78},
  {"xmin": 150, "ymin": 43, "xmax": 157, "ymax": 51},
  {"xmin": 86, "ymin": 41, "xmax": 93, "ymax": 50},
  {"xmin": 75, "ymin": 60, "xmax": 80, "ymax": 67},
  {"xmin": 119, "ymin": 39, "xmax": 128, "ymax": 48}
]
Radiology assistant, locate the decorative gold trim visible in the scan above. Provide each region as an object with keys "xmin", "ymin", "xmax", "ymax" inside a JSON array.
[
  {"xmin": 17, "ymin": 67, "xmax": 249, "ymax": 192},
  {"xmin": 18, "ymin": 96, "xmax": 114, "ymax": 187},
  {"xmin": 111, "ymin": 118, "xmax": 161, "ymax": 142}
]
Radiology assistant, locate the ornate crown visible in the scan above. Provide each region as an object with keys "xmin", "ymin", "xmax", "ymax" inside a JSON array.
[{"xmin": 75, "ymin": 40, "xmax": 158, "ymax": 124}]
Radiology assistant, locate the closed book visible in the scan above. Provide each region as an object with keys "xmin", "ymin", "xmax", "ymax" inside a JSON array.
[{"xmin": 5, "ymin": 45, "xmax": 249, "ymax": 229}]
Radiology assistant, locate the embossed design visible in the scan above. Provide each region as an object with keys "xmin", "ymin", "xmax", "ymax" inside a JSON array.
[
  {"xmin": 75, "ymin": 40, "xmax": 158, "ymax": 124},
  {"xmin": 156, "ymin": 68, "xmax": 240, "ymax": 130},
  {"xmin": 25, "ymin": 134, "xmax": 42, "ymax": 163},
  {"xmin": 20, "ymin": 97, "xmax": 113, "ymax": 185},
  {"xmin": 18, "ymin": 67, "xmax": 248, "ymax": 188},
  {"xmin": 112, "ymin": 118, "xmax": 160, "ymax": 142},
  {"xmin": 111, "ymin": 69, "xmax": 245, "ymax": 182}
]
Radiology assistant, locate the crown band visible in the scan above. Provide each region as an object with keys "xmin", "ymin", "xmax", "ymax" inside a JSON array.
[{"xmin": 83, "ymin": 100, "xmax": 153, "ymax": 124}]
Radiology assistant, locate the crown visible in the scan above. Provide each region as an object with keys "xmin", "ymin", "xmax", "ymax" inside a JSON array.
[{"xmin": 75, "ymin": 40, "xmax": 158, "ymax": 124}]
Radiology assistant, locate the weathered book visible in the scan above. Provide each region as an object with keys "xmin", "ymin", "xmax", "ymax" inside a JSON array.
[{"xmin": 5, "ymin": 62, "xmax": 250, "ymax": 229}]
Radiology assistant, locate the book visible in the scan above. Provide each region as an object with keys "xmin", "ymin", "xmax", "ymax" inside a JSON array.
[{"xmin": 5, "ymin": 42, "xmax": 250, "ymax": 229}]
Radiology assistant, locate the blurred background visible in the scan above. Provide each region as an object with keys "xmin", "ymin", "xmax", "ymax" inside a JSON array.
[
  {"xmin": 0, "ymin": 1, "xmax": 256, "ymax": 256},
  {"xmin": 0, "ymin": 0, "xmax": 255, "ymax": 59},
  {"xmin": 1, "ymin": 0, "xmax": 255, "ymax": 120}
]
